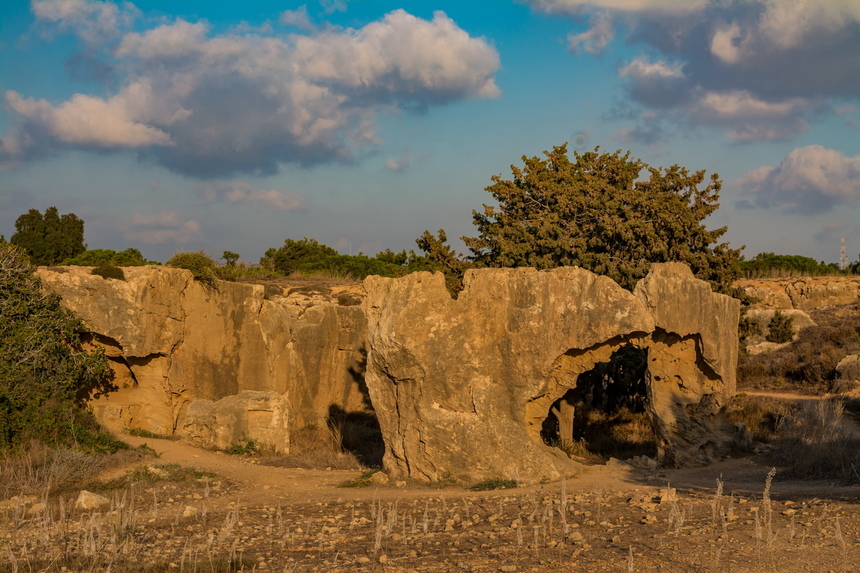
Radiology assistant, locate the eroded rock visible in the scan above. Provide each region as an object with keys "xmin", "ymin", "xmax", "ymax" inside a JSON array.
[
  {"xmin": 736, "ymin": 277, "xmax": 860, "ymax": 310},
  {"xmin": 363, "ymin": 263, "xmax": 740, "ymax": 483},
  {"xmin": 181, "ymin": 391, "xmax": 290, "ymax": 453},
  {"xmin": 36, "ymin": 266, "xmax": 368, "ymax": 440}
]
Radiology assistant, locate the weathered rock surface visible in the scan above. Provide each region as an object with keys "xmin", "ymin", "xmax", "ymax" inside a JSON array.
[
  {"xmin": 36, "ymin": 267, "xmax": 368, "ymax": 441},
  {"xmin": 75, "ymin": 490, "xmax": 110, "ymax": 511},
  {"xmin": 743, "ymin": 308, "xmax": 816, "ymax": 355},
  {"xmin": 364, "ymin": 263, "xmax": 740, "ymax": 483},
  {"xmin": 736, "ymin": 277, "xmax": 860, "ymax": 310},
  {"xmin": 181, "ymin": 391, "xmax": 290, "ymax": 452},
  {"xmin": 836, "ymin": 354, "xmax": 860, "ymax": 384}
]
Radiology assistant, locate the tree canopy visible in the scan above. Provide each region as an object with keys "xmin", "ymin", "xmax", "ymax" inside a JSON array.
[
  {"xmin": 62, "ymin": 247, "xmax": 155, "ymax": 267},
  {"xmin": 420, "ymin": 145, "xmax": 743, "ymax": 293},
  {"xmin": 0, "ymin": 243, "xmax": 117, "ymax": 451},
  {"xmin": 10, "ymin": 206, "xmax": 86, "ymax": 266},
  {"xmin": 261, "ymin": 237, "xmax": 432, "ymax": 280}
]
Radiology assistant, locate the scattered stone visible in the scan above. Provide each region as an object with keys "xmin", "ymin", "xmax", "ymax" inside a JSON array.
[
  {"xmin": 26, "ymin": 502, "xmax": 46, "ymax": 515},
  {"xmin": 75, "ymin": 490, "xmax": 110, "ymax": 511},
  {"xmin": 370, "ymin": 471, "xmax": 389, "ymax": 486}
]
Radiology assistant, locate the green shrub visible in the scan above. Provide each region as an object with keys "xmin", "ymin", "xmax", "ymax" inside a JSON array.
[
  {"xmin": 338, "ymin": 470, "xmax": 376, "ymax": 488},
  {"xmin": 166, "ymin": 251, "xmax": 217, "ymax": 285},
  {"xmin": 91, "ymin": 265, "xmax": 125, "ymax": 280},
  {"xmin": 62, "ymin": 248, "xmax": 155, "ymax": 266},
  {"xmin": 223, "ymin": 436, "xmax": 261, "ymax": 456},
  {"xmin": 0, "ymin": 243, "xmax": 117, "ymax": 452},
  {"xmin": 468, "ymin": 478, "xmax": 518, "ymax": 491},
  {"xmin": 766, "ymin": 310, "xmax": 795, "ymax": 343}
]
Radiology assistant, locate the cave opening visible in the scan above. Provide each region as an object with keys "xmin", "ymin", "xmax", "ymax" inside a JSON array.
[{"xmin": 541, "ymin": 344, "xmax": 656, "ymax": 461}]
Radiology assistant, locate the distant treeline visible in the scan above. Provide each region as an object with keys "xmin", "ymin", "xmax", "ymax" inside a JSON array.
[{"xmin": 738, "ymin": 252, "xmax": 853, "ymax": 279}]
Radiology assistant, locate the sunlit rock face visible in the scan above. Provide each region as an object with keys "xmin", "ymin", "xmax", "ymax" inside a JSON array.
[
  {"xmin": 364, "ymin": 264, "xmax": 741, "ymax": 483},
  {"xmin": 37, "ymin": 266, "xmax": 368, "ymax": 439}
]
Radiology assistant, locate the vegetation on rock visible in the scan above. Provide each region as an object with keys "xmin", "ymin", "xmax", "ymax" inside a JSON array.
[
  {"xmin": 91, "ymin": 265, "xmax": 126, "ymax": 281},
  {"xmin": 166, "ymin": 251, "xmax": 218, "ymax": 285},
  {"xmin": 261, "ymin": 237, "xmax": 434, "ymax": 280},
  {"xmin": 0, "ymin": 243, "xmax": 119, "ymax": 452},
  {"xmin": 10, "ymin": 206, "xmax": 86, "ymax": 266},
  {"xmin": 63, "ymin": 247, "xmax": 156, "ymax": 267},
  {"xmin": 765, "ymin": 310, "xmax": 795, "ymax": 344},
  {"xmin": 740, "ymin": 252, "xmax": 842, "ymax": 278},
  {"xmin": 419, "ymin": 145, "xmax": 742, "ymax": 294}
]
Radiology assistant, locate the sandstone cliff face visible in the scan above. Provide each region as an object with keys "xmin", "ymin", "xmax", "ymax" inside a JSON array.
[
  {"xmin": 736, "ymin": 277, "xmax": 860, "ymax": 310},
  {"xmin": 36, "ymin": 267, "xmax": 368, "ymax": 444},
  {"xmin": 364, "ymin": 263, "xmax": 741, "ymax": 483}
]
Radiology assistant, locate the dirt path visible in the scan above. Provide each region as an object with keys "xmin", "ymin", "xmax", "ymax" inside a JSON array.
[{"xmin": 120, "ymin": 434, "xmax": 653, "ymax": 506}]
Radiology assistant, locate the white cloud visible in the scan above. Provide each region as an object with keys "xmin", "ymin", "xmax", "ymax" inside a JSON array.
[
  {"xmin": 125, "ymin": 211, "xmax": 201, "ymax": 244},
  {"xmin": 196, "ymin": 182, "xmax": 308, "ymax": 212},
  {"xmin": 530, "ymin": 0, "xmax": 706, "ymax": 16},
  {"xmin": 32, "ymin": 0, "xmax": 139, "ymax": 45},
  {"xmin": 567, "ymin": 10, "xmax": 614, "ymax": 55},
  {"xmin": 280, "ymin": 6, "xmax": 314, "ymax": 31},
  {"xmin": 531, "ymin": 0, "xmax": 860, "ymax": 143},
  {"xmin": 4, "ymin": 6, "xmax": 500, "ymax": 177},
  {"xmin": 734, "ymin": 145, "xmax": 860, "ymax": 213},
  {"xmin": 5, "ymin": 88, "xmax": 173, "ymax": 148},
  {"xmin": 690, "ymin": 90, "xmax": 814, "ymax": 141}
]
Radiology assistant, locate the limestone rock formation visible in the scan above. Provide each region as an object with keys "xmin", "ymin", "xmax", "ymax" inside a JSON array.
[
  {"xmin": 36, "ymin": 266, "xmax": 368, "ymax": 441},
  {"xmin": 742, "ymin": 308, "xmax": 815, "ymax": 355},
  {"xmin": 364, "ymin": 263, "xmax": 740, "ymax": 483},
  {"xmin": 736, "ymin": 277, "xmax": 860, "ymax": 310},
  {"xmin": 181, "ymin": 391, "xmax": 290, "ymax": 452}
]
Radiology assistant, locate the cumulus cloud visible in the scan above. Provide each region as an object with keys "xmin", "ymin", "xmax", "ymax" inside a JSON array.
[
  {"xmin": 32, "ymin": 0, "xmax": 139, "ymax": 46},
  {"xmin": 124, "ymin": 210, "xmax": 201, "ymax": 244},
  {"xmin": 196, "ymin": 182, "xmax": 308, "ymax": 212},
  {"xmin": 529, "ymin": 0, "xmax": 860, "ymax": 142},
  {"xmin": 280, "ymin": 6, "xmax": 314, "ymax": 31},
  {"xmin": 734, "ymin": 145, "xmax": 860, "ymax": 213},
  {"xmin": 3, "ymin": 4, "xmax": 500, "ymax": 177}
]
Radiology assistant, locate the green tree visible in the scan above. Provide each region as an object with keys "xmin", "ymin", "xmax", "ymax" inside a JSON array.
[
  {"xmin": 0, "ymin": 243, "xmax": 116, "ymax": 451},
  {"xmin": 222, "ymin": 251, "xmax": 240, "ymax": 267},
  {"xmin": 424, "ymin": 145, "xmax": 742, "ymax": 293},
  {"xmin": 10, "ymin": 207, "xmax": 86, "ymax": 266},
  {"xmin": 62, "ymin": 247, "xmax": 154, "ymax": 266}
]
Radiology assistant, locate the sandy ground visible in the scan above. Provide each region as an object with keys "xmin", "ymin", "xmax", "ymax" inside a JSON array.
[{"xmin": 3, "ymin": 392, "xmax": 860, "ymax": 572}]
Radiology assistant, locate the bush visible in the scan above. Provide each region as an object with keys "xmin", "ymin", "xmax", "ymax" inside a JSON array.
[
  {"xmin": 62, "ymin": 248, "xmax": 155, "ymax": 266},
  {"xmin": 260, "ymin": 238, "xmax": 435, "ymax": 280},
  {"xmin": 766, "ymin": 310, "xmax": 795, "ymax": 343},
  {"xmin": 91, "ymin": 265, "xmax": 125, "ymax": 280},
  {"xmin": 0, "ymin": 243, "xmax": 117, "ymax": 452},
  {"xmin": 166, "ymin": 251, "xmax": 217, "ymax": 285}
]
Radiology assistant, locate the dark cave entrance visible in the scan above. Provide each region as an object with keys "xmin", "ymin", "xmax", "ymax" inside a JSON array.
[{"xmin": 541, "ymin": 344, "xmax": 656, "ymax": 461}]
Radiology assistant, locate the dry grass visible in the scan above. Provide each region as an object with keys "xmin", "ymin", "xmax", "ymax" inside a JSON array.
[
  {"xmin": 771, "ymin": 399, "xmax": 860, "ymax": 483},
  {"xmin": 738, "ymin": 303, "xmax": 860, "ymax": 394},
  {"xmin": 260, "ymin": 424, "xmax": 363, "ymax": 471},
  {"xmin": 3, "ymin": 465, "xmax": 858, "ymax": 573},
  {"xmin": 0, "ymin": 443, "xmax": 144, "ymax": 497}
]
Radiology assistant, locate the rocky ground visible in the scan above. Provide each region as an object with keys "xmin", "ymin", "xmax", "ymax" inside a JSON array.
[{"xmin": 2, "ymin": 430, "xmax": 859, "ymax": 573}]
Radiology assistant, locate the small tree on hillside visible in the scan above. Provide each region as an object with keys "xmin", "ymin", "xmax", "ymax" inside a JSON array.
[
  {"xmin": 0, "ymin": 243, "xmax": 115, "ymax": 451},
  {"xmin": 436, "ymin": 144, "xmax": 742, "ymax": 293},
  {"xmin": 11, "ymin": 207, "xmax": 86, "ymax": 266}
]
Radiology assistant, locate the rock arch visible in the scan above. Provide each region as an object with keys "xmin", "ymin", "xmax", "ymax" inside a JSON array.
[{"xmin": 363, "ymin": 263, "xmax": 741, "ymax": 483}]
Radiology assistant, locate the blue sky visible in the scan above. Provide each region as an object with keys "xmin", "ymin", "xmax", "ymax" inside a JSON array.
[{"xmin": 2, "ymin": 0, "xmax": 859, "ymax": 265}]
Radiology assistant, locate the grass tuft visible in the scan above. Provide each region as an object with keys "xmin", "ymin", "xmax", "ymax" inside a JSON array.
[{"xmin": 468, "ymin": 478, "xmax": 518, "ymax": 491}]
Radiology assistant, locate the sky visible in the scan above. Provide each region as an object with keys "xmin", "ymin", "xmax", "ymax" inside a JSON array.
[{"xmin": 1, "ymin": 0, "xmax": 859, "ymax": 265}]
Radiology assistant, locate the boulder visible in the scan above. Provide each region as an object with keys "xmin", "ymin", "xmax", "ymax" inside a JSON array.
[
  {"xmin": 75, "ymin": 490, "xmax": 110, "ymax": 511},
  {"xmin": 836, "ymin": 354, "xmax": 860, "ymax": 384},
  {"xmin": 742, "ymin": 308, "xmax": 815, "ymax": 352},
  {"xmin": 363, "ymin": 264, "xmax": 740, "ymax": 483},
  {"xmin": 181, "ymin": 391, "xmax": 290, "ymax": 453}
]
